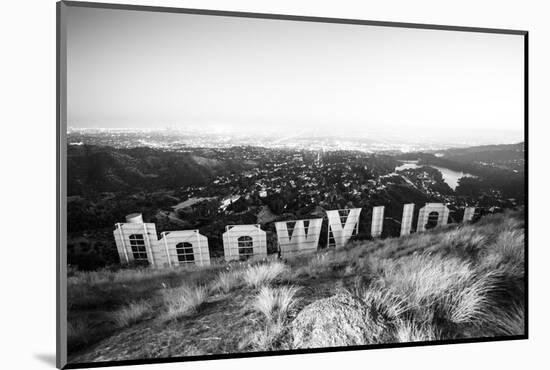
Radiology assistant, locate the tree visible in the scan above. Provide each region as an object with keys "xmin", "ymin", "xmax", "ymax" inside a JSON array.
[
  {"xmin": 456, "ymin": 177, "xmax": 484, "ymax": 198},
  {"xmin": 267, "ymin": 194, "xmax": 286, "ymax": 214}
]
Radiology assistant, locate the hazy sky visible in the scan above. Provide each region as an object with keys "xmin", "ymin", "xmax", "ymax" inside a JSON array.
[{"xmin": 67, "ymin": 6, "xmax": 524, "ymax": 141}]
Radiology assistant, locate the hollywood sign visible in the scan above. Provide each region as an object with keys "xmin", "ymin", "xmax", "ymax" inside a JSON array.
[{"xmin": 113, "ymin": 204, "xmax": 478, "ymax": 268}]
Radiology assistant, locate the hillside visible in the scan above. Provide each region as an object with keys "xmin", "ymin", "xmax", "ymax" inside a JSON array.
[
  {"xmin": 67, "ymin": 145, "xmax": 254, "ymax": 196},
  {"xmin": 67, "ymin": 210, "xmax": 525, "ymax": 365},
  {"xmin": 437, "ymin": 142, "xmax": 524, "ymax": 163},
  {"xmin": 395, "ymin": 143, "xmax": 525, "ymax": 201}
]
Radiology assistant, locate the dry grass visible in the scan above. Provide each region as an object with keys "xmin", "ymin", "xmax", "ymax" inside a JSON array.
[
  {"xmin": 243, "ymin": 262, "xmax": 287, "ymax": 288},
  {"xmin": 357, "ymin": 288, "xmax": 409, "ymax": 320},
  {"xmin": 377, "ymin": 254, "xmax": 473, "ymax": 299},
  {"xmin": 394, "ymin": 320, "xmax": 440, "ymax": 342},
  {"xmin": 67, "ymin": 210, "xmax": 525, "ymax": 361},
  {"xmin": 483, "ymin": 229, "xmax": 524, "ymax": 268},
  {"xmin": 68, "ymin": 267, "xmax": 177, "ymax": 286},
  {"xmin": 287, "ymin": 252, "xmax": 333, "ymax": 278},
  {"xmin": 68, "ymin": 263, "xmax": 222, "ymax": 288},
  {"xmin": 481, "ymin": 302, "xmax": 525, "ymax": 336},
  {"xmin": 372, "ymin": 253, "xmax": 500, "ymax": 327},
  {"xmin": 160, "ymin": 285, "xmax": 209, "ymax": 322},
  {"xmin": 287, "ymin": 247, "xmax": 370, "ymax": 280},
  {"xmin": 244, "ymin": 320, "xmax": 287, "ymax": 351},
  {"xmin": 348, "ymin": 212, "xmax": 525, "ymax": 341},
  {"xmin": 67, "ymin": 320, "xmax": 90, "ymax": 348},
  {"xmin": 243, "ymin": 286, "xmax": 300, "ymax": 351},
  {"xmin": 211, "ymin": 269, "xmax": 243, "ymax": 294},
  {"xmin": 253, "ymin": 286, "xmax": 300, "ymax": 322},
  {"xmin": 113, "ymin": 300, "xmax": 153, "ymax": 328}
]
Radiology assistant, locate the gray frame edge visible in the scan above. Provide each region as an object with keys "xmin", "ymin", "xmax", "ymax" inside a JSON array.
[
  {"xmin": 61, "ymin": 0, "xmax": 527, "ymax": 35},
  {"xmin": 57, "ymin": 1, "xmax": 68, "ymax": 368}
]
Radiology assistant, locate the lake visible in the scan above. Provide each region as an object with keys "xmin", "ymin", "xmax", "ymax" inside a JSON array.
[{"xmin": 395, "ymin": 160, "xmax": 474, "ymax": 189}]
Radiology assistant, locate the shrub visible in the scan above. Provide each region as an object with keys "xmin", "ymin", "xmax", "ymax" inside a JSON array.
[
  {"xmin": 161, "ymin": 285, "xmax": 209, "ymax": 322},
  {"xmin": 69, "ymin": 251, "xmax": 108, "ymax": 271},
  {"xmin": 243, "ymin": 262, "xmax": 287, "ymax": 288},
  {"xmin": 112, "ymin": 300, "xmax": 152, "ymax": 328}
]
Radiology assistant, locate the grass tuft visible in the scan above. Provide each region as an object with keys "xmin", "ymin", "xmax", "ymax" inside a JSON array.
[
  {"xmin": 211, "ymin": 270, "xmax": 243, "ymax": 294},
  {"xmin": 394, "ymin": 320, "xmax": 439, "ymax": 342},
  {"xmin": 253, "ymin": 286, "xmax": 300, "ymax": 322},
  {"xmin": 481, "ymin": 302, "xmax": 525, "ymax": 336},
  {"xmin": 245, "ymin": 320, "xmax": 286, "ymax": 351},
  {"xmin": 112, "ymin": 300, "xmax": 153, "ymax": 328},
  {"xmin": 243, "ymin": 262, "xmax": 287, "ymax": 288},
  {"xmin": 161, "ymin": 285, "xmax": 209, "ymax": 322},
  {"xmin": 358, "ymin": 288, "xmax": 409, "ymax": 320}
]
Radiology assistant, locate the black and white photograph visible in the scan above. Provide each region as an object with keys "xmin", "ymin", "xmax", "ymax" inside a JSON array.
[{"xmin": 57, "ymin": 1, "xmax": 526, "ymax": 368}]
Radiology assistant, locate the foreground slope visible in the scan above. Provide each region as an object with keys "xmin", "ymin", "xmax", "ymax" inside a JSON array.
[{"xmin": 67, "ymin": 210, "xmax": 525, "ymax": 363}]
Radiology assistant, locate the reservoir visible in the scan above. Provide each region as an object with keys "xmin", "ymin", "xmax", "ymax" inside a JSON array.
[{"xmin": 395, "ymin": 160, "xmax": 474, "ymax": 190}]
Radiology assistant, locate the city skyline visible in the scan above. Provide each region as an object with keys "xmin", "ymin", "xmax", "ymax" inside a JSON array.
[{"xmin": 67, "ymin": 7, "xmax": 524, "ymax": 145}]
